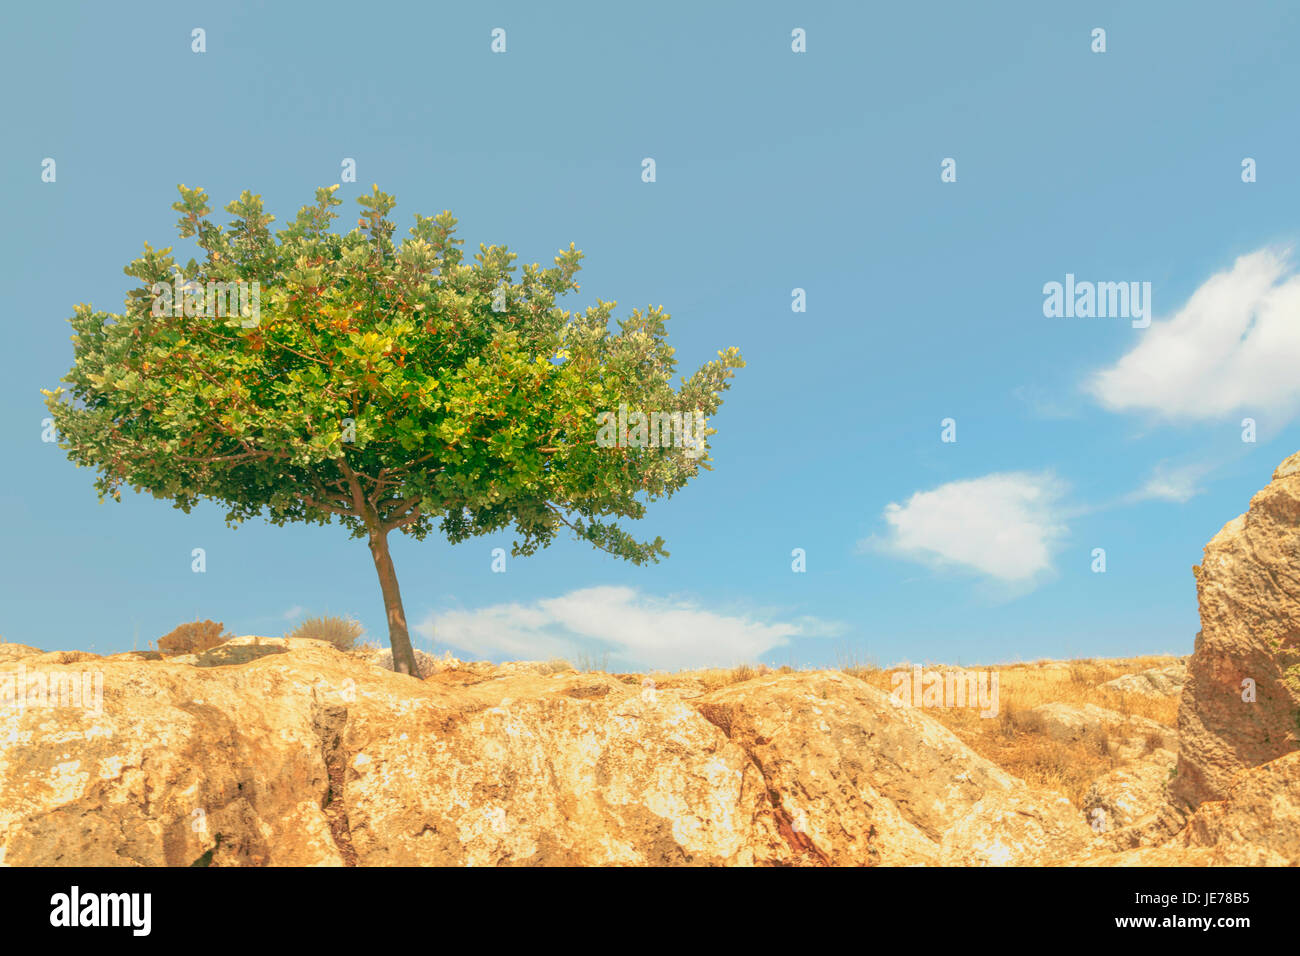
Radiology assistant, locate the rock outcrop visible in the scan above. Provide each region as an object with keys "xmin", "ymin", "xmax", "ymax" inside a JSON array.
[
  {"xmin": 1171, "ymin": 751, "xmax": 1300, "ymax": 865},
  {"xmin": 9, "ymin": 482, "xmax": 1300, "ymax": 876},
  {"xmin": 0, "ymin": 643, "xmax": 43, "ymax": 663},
  {"xmin": 1081, "ymin": 749, "xmax": 1177, "ymax": 849},
  {"xmin": 1076, "ymin": 751, "xmax": 1300, "ymax": 866},
  {"xmin": 1173, "ymin": 451, "xmax": 1300, "ymax": 809},
  {"xmin": 1099, "ymin": 662, "xmax": 1187, "ymax": 699},
  {"xmin": 1011, "ymin": 702, "xmax": 1177, "ymax": 758},
  {"xmin": 0, "ymin": 639, "xmax": 1103, "ymax": 866},
  {"xmin": 697, "ymin": 673, "xmax": 1095, "ymax": 865}
]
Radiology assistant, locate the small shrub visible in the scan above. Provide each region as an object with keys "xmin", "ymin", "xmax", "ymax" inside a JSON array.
[
  {"xmin": 287, "ymin": 615, "xmax": 365, "ymax": 651},
  {"xmin": 729, "ymin": 663, "xmax": 755, "ymax": 684},
  {"xmin": 157, "ymin": 619, "xmax": 233, "ymax": 656}
]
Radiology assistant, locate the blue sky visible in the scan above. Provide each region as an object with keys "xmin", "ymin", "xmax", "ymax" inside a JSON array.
[{"xmin": 4, "ymin": 1, "xmax": 1299, "ymax": 669}]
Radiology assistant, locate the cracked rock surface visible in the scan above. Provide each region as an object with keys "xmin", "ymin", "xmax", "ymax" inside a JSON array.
[{"xmin": 1, "ymin": 638, "xmax": 1101, "ymax": 866}]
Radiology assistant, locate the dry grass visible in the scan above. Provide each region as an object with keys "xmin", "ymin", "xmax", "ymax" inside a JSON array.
[
  {"xmin": 573, "ymin": 651, "xmax": 610, "ymax": 673},
  {"xmin": 848, "ymin": 655, "xmax": 1182, "ymax": 805},
  {"xmin": 677, "ymin": 663, "xmax": 783, "ymax": 692},
  {"xmin": 835, "ymin": 647, "xmax": 880, "ymax": 683}
]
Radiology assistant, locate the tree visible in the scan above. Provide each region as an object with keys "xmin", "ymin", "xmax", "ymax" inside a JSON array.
[{"xmin": 43, "ymin": 185, "xmax": 744, "ymax": 675}]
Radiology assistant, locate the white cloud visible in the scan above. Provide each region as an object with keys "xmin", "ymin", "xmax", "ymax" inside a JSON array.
[
  {"xmin": 1088, "ymin": 247, "xmax": 1300, "ymax": 421},
  {"xmin": 1128, "ymin": 461, "xmax": 1209, "ymax": 503},
  {"xmin": 282, "ymin": 605, "xmax": 305, "ymax": 621},
  {"xmin": 414, "ymin": 586, "xmax": 836, "ymax": 670},
  {"xmin": 869, "ymin": 472, "xmax": 1068, "ymax": 583}
]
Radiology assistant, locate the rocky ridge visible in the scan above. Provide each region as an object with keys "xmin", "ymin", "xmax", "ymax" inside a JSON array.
[{"xmin": 3, "ymin": 451, "xmax": 1300, "ymax": 865}]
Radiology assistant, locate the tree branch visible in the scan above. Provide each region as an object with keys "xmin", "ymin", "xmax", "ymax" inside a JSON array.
[
  {"xmin": 384, "ymin": 507, "xmax": 423, "ymax": 533},
  {"xmin": 169, "ymin": 448, "xmax": 277, "ymax": 465},
  {"xmin": 549, "ymin": 507, "xmax": 624, "ymax": 559},
  {"xmin": 302, "ymin": 495, "xmax": 358, "ymax": 518},
  {"xmin": 336, "ymin": 456, "xmax": 377, "ymax": 528},
  {"xmin": 379, "ymin": 494, "xmax": 422, "ymax": 521}
]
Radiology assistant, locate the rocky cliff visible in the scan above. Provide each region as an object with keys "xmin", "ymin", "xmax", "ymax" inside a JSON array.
[{"xmin": 1174, "ymin": 451, "xmax": 1300, "ymax": 808}]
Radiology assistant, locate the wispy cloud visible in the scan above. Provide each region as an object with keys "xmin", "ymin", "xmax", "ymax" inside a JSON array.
[
  {"xmin": 866, "ymin": 472, "xmax": 1069, "ymax": 584},
  {"xmin": 414, "ymin": 586, "xmax": 839, "ymax": 670},
  {"xmin": 1088, "ymin": 246, "xmax": 1300, "ymax": 424},
  {"xmin": 282, "ymin": 605, "xmax": 305, "ymax": 621},
  {"xmin": 1127, "ymin": 461, "xmax": 1210, "ymax": 503},
  {"xmin": 1011, "ymin": 383, "xmax": 1083, "ymax": 420}
]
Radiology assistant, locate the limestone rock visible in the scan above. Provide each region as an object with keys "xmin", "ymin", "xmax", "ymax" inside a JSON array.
[
  {"xmin": 343, "ymin": 676, "xmax": 786, "ymax": 865},
  {"xmin": 1081, "ymin": 752, "xmax": 1300, "ymax": 865},
  {"xmin": 1013, "ymin": 702, "xmax": 1118, "ymax": 745},
  {"xmin": 362, "ymin": 647, "xmax": 451, "ymax": 679},
  {"xmin": 696, "ymin": 672, "xmax": 1095, "ymax": 865},
  {"xmin": 1012, "ymin": 702, "xmax": 1175, "ymax": 757},
  {"xmin": 1171, "ymin": 751, "xmax": 1300, "ymax": 865},
  {"xmin": 0, "ymin": 645, "xmax": 355, "ymax": 866},
  {"xmin": 0, "ymin": 643, "xmax": 44, "ymax": 663},
  {"xmin": 1100, "ymin": 663, "xmax": 1188, "ymax": 699},
  {"xmin": 1081, "ymin": 749, "xmax": 1177, "ymax": 849},
  {"xmin": 1174, "ymin": 450, "xmax": 1300, "ymax": 808},
  {"xmin": 1, "ymin": 643, "xmax": 1106, "ymax": 867},
  {"xmin": 939, "ymin": 791, "xmax": 1100, "ymax": 866}
]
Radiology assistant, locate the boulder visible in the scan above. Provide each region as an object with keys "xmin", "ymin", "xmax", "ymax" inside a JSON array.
[{"xmin": 0, "ymin": 644, "xmax": 356, "ymax": 866}]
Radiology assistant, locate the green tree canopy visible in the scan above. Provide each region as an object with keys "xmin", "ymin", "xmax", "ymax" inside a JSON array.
[{"xmin": 44, "ymin": 185, "xmax": 744, "ymax": 673}]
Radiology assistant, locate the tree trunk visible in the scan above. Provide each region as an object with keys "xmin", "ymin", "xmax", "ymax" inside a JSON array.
[{"xmin": 367, "ymin": 527, "xmax": 419, "ymax": 676}]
